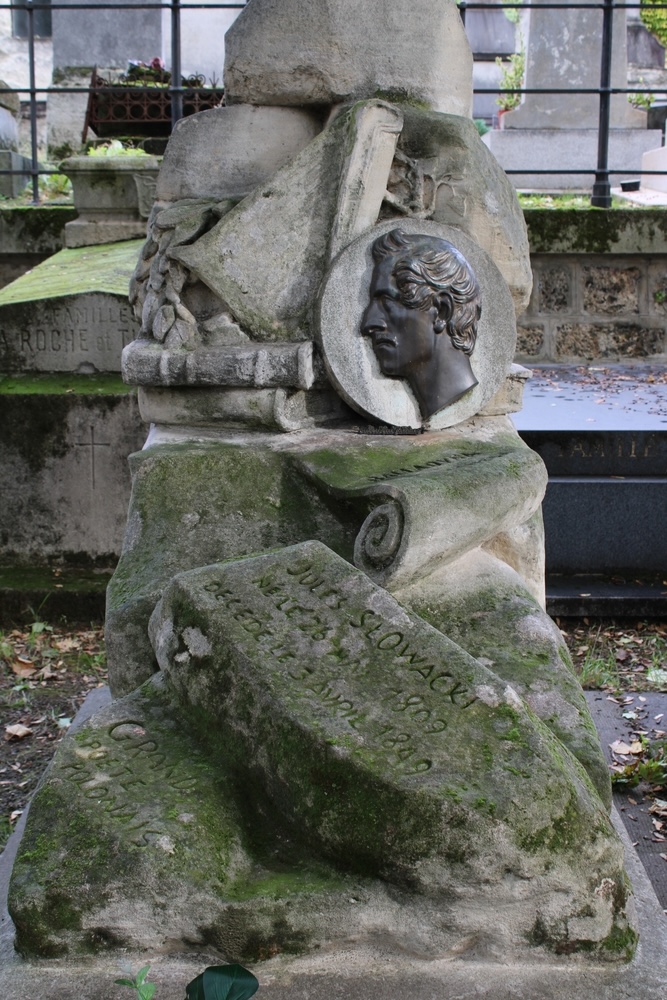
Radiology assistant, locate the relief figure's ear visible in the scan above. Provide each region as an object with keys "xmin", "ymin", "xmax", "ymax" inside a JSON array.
[{"xmin": 432, "ymin": 291, "xmax": 453, "ymax": 335}]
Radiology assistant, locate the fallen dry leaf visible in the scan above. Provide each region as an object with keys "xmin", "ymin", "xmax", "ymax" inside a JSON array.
[
  {"xmin": 53, "ymin": 637, "xmax": 81, "ymax": 652},
  {"xmin": 610, "ymin": 740, "xmax": 634, "ymax": 755},
  {"xmin": 11, "ymin": 659, "xmax": 35, "ymax": 678},
  {"xmin": 5, "ymin": 723, "xmax": 32, "ymax": 740}
]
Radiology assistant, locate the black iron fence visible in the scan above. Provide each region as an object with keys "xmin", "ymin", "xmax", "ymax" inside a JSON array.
[{"xmin": 0, "ymin": 0, "xmax": 665, "ymax": 206}]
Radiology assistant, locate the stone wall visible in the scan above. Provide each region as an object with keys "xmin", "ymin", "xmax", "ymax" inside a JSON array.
[{"xmin": 518, "ymin": 209, "xmax": 667, "ymax": 364}]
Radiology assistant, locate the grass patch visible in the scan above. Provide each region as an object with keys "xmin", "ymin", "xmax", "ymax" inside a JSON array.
[
  {"xmin": 518, "ymin": 193, "xmax": 644, "ymax": 210},
  {"xmin": 559, "ymin": 619, "xmax": 667, "ymax": 693}
]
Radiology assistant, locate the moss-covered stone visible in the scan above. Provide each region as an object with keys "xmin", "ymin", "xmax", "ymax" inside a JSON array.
[
  {"xmin": 524, "ymin": 208, "xmax": 667, "ymax": 255},
  {"xmin": 396, "ymin": 549, "xmax": 611, "ymax": 807},
  {"xmin": 142, "ymin": 541, "xmax": 635, "ymax": 960},
  {"xmin": 9, "ymin": 675, "xmax": 360, "ymax": 960},
  {"xmin": 0, "ymin": 206, "xmax": 77, "ymax": 254},
  {"xmin": 106, "ymin": 439, "xmax": 359, "ymax": 696},
  {"xmin": 0, "ymin": 240, "xmax": 143, "ymax": 305}
]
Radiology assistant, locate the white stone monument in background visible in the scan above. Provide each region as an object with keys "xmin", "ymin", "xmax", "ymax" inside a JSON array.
[{"xmin": 485, "ymin": 0, "xmax": 661, "ymax": 189}]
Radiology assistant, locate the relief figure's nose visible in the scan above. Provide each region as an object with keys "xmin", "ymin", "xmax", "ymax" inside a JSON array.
[{"xmin": 361, "ymin": 299, "xmax": 386, "ymax": 337}]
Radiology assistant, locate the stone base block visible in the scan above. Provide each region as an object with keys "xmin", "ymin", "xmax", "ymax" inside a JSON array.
[
  {"xmin": 64, "ymin": 217, "xmax": 148, "ymax": 248},
  {"xmin": 484, "ymin": 128, "xmax": 662, "ymax": 189},
  {"xmin": 641, "ymin": 143, "xmax": 667, "ymax": 193}
]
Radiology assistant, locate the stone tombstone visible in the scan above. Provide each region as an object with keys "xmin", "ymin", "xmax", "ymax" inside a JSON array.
[
  {"xmin": 502, "ymin": 0, "xmax": 644, "ymax": 130},
  {"xmin": 10, "ymin": 541, "xmax": 633, "ymax": 958},
  {"xmin": 9, "ymin": 0, "xmax": 639, "ymax": 977},
  {"xmin": 483, "ymin": 0, "xmax": 662, "ymax": 189},
  {"xmin": 0, "ymin": 241, "xmax": 142, "ymax": 373}
]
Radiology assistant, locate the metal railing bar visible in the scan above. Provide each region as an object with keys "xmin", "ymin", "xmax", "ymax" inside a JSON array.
[
  {"xmin": 170, "ymin": 0, "xmax": 182, "ymax": 127},
  {"xmin": 2, "ymin": 86, "xmax": 661, "ymax": 96},
  {"xmin": 4, "ymin": 0, "xmax": 667, "ymax": 202},
  {"xmin": 4, "ymin": 2, "xmax": 245, "ymax": 8}
]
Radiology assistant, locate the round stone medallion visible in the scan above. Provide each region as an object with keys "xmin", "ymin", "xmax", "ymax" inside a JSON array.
[{"xmin": 317, "ymin": 219, "xmax": 517, "ymax": 430}]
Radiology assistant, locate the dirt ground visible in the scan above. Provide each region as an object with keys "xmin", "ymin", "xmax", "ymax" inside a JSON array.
[{"xmin": 1, "ymin": 615, "xmax": 666, "ymax": 853}]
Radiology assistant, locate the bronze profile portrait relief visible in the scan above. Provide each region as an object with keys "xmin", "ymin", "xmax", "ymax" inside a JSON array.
[
  {"xmin": 361, "ymin": 229, "xmax": 482, "ymax": 420},
  {"xmin": 317, "ymin": 219, "xmax": 516, "ymax": 431}
]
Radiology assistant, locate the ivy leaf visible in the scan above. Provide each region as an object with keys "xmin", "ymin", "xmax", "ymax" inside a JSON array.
[
  {"xmin": 185, "ymin": 974, "xmax": 205, "ymax": 1000},
  {"xmin": 186, "ymin": 965, "xmax": 259, "ymax": 1000}
]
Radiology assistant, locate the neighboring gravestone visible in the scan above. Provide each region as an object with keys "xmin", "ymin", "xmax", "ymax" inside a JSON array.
[
  {"xmin": 10, "ymin": 542, "xmax": 635, "ymax": 959},
  {"xmin": 627, "ymin": 17, "xmax": 665, "ymax": 70},
  {"xmin": 484, "ymin": 0, "xmax": 662, "ymax": 188},
  {"xmin": 0, "ymin": 238, "xmax": 145, "ymax": 585},
  {"xmin": 505, "ymin": 0, "xmax": 643, "ymax": 130},
  {"xmin": 0, "ymin": 241, "xmax": 141, "ymax": 372}
]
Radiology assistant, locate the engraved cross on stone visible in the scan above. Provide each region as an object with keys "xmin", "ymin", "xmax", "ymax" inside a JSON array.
[{"xmin": 75, "ymin": 425, "xmax": 111, "ymax": 489}]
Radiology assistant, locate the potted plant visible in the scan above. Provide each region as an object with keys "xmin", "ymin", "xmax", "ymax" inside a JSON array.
[
  {"xmin": 495, "ymin": 38, "xmax": 525, "ymax": 124},
  {"xmin": 83, "ymin": 61, "xmax": 224, "ymax": 143}
]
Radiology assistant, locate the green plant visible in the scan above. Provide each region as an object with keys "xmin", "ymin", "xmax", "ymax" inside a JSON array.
[
  {"xmin": 186, "ymin": 964, "xmax": 259, "ymax": 1000},
  {"xmin": 612, "ymin": 738, "xmax": 667, "ymax": 789},
  {"xmin": 501, "ymin": 0, "xmax": 523, "ymax": 24},
  {"xmin": 640, "ymin": 0, "xmax": 667, "ymax": 47},
  {"xmin": 628, "ymin": 77, "xmax": 654, "ymax": 111},
  {"xmin": 38, "ymin": 172, "xmax": 72, "ymax": 200},
  {"xmin": 496, "ymin": 38, "xmax": 525, "ymax": 112},
  {"xmin": 654, "ymin": 289, "xmax": 667, "ymax": 304},
  {"xmin": 115, "ymin": 965, "xmax": 156, "ymax": 1000},
  {"xmin": 87, "ymin": 140, "xmax": 150, "ymax": 158}
]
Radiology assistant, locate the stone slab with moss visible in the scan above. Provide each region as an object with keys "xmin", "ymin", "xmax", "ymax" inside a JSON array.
[
  {"xmin": 0, "ymin": 242, "xmax": 142, "ymax": 373},
  {"xmin": 10, "ymin": 542, "xmax": 636, "ymax": 961},
  {"xmin": 102, "ymin": 419, "xmax": 610, "ymax": 813},
  {"xmin": 0, "ymin": 375, "xmax": 144, "ymax": 568}
]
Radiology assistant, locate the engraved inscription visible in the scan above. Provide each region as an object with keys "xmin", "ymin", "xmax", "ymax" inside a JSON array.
[
  {"xmin": 197, "ymin": 555, "xmax": 480, "ymax": 778},
  {"xmin": 60, "ymin": 721, "xmax": 196, "ymax": 847},
  {"xmin": 0, "ymin": 298, "xmax": 138, "ymax": 368},
  {"xmin": 363, "ymin": 447, "xmax": 512, "ymax": 483},
  {"xmin": 74, "ymin": 425, "xmax": 111, "ymax": 489}
]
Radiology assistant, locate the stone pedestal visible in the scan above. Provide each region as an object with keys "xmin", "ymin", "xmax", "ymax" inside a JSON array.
[{"xmin": 60, "ymin": 156, "xmax": 159, "ymax": 248}]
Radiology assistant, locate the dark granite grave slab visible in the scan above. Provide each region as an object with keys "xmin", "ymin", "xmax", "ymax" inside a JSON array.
[{"xmin": 514, "ymin": 365, "xmax": 667, "ymax": 613}]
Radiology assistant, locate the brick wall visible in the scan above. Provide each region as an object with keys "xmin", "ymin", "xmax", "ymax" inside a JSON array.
[{"xmin": 517, "ymin": 209, "xmax": 667, "ymax": 364}]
